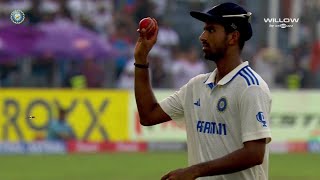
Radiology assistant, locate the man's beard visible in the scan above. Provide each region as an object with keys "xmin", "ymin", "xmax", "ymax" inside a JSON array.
[
  {"xmin": 203, "ymin": 39, "xmax": 228, "ymax": 62},
  {"xmin": 204, "ymin": 51, "xmax": 225, "ymax": 62}
]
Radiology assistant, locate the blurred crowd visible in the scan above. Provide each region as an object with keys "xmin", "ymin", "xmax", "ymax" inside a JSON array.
[{"xmin": 0, "ymin": 0, "xmax": 320, "ymax": 89}]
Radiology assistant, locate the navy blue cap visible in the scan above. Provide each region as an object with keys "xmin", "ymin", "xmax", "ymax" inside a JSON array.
[{"xmin": 190, "ymin": 2, "xmax": 252, "ymax": 41}]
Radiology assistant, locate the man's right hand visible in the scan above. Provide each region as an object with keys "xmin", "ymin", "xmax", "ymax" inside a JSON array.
[{"xmin": 134, "ymin": 18, "xmax": 159, "ymax": 64}]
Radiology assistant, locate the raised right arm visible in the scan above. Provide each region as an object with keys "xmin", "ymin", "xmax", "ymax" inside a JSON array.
[{"xmin": 134, "ymin": 18, "xmax": 171, "ymax": 126}]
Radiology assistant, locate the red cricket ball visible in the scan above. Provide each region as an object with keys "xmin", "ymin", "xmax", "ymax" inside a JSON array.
[
  {"xmin": 139, "ymin": 17, "xmax": 152, "ymax": 30},
  {"xmin": 138, "ymin": 17, "xmax": 156, "ymax": 39}
]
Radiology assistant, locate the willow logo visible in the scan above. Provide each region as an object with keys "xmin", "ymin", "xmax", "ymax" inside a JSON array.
[{"xmin": 264, "ymin": 18, "xmax": 299, "ymax": 29}]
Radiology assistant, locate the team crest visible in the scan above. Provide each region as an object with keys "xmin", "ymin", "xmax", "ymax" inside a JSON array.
[
  {"xmin": 256, "ymin": 112, "xmax": 267, "ymax": 127},
  {"xmin": 217, "ymin": 97, "xmax": 227, "ymax": 112},
  {"xmin": 10, "ymin": 10, "xmax": 25, "ymax": 24}
]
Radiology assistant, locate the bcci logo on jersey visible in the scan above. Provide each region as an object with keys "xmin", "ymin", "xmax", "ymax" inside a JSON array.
[
  {"xmin": 10, "ymin": 10, "xmax": 25, "ymax": 24},
  {"xmin": 217, "ymin": 97, "xmax": 227, "ymax": 112}
]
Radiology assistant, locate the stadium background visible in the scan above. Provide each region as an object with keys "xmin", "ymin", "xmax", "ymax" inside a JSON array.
[{"xmin": 0, "ymin": 0, "xmax": 320, "ymax": 179}]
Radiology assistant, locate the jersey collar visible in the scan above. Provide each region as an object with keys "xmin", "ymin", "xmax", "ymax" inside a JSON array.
[{"xmin": 204, "ymin": 61, "xmax": 249, "ymax": 86}]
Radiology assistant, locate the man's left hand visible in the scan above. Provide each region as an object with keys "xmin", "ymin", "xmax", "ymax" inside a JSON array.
[{"xmin": 161, "ymin": 167, "xmax": 197, "ymax": 180}]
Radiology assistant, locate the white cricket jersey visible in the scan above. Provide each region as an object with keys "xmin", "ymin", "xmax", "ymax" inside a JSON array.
[{"xmin": 159, "ymin": 61, "xmax": 272, "ymax": 180}]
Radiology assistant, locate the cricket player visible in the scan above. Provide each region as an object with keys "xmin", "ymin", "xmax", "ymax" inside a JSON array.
[{"xmin": 134, "ymin": 2, "xmax": 272, "ymax": 180}]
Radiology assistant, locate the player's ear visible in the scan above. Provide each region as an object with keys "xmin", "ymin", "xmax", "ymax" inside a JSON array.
[{"xmin": 227, "ymin": 31, "xmax": 240, "ymax": 46}]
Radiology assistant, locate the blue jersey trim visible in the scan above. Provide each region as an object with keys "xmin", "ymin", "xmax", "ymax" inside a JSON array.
[
  {"xmin": 238, "ymin": 71, "xmax": 251, "ymax": 86},
  {"xmin": 208, "ymin": 83, "xmax": 215, "ymax": 89},
  {"xmin": 229, "ymin": 65, "xmax": 249, "ymax": 83},
  {"xmin": 237, "ymin": 66, "xmax": 260, "ymax": 86},
  {"xmin": 242, "ymin": 68, "xmax": 255, "ymax": 85},
  {"xmin": 245, "ymin": 67, "xmax": 259, "ymax": 85}
]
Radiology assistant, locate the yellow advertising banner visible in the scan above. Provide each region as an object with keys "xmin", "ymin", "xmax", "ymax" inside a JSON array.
[{"xmin": 0, "ymin": 89, "xmax": 129, "ymax": 142}]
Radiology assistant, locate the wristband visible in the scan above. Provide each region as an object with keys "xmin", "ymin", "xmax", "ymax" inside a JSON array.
[{"xmin": 134, "ymin": 63, "xmax": 149, "ymax": 69}]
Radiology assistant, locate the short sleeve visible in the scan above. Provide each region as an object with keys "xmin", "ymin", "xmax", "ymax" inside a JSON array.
[
  {"xmin": 159, "ymin": 84, "xmax": 187, "ymax": 120},
  {"xmin": 239, "ymin": 86, "xmax": 272, "ymax": 144}
]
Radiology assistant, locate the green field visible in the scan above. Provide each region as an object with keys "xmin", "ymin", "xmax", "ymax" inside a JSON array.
[{"xmin": 0, "ymin": 152, "xmax": 319, "ymax": 180}]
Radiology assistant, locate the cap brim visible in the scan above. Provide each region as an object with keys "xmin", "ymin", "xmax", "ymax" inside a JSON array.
[{"xmin": 190, "ymin": 11, "xmax": 223, "ymax": 23}]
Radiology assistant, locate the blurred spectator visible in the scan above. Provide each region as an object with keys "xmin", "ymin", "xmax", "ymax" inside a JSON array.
[
  {"xmin": 31, "ymin": 54, "xmax": 55, "ymax": 87},
  {"xmin": 253, "ymin": 47, "xmax": 283, "ymax": 88},
  {"xmin": 41, "ymin": 12, "xmax": 56, "ymax": 23},
  {"xmin": 40, "ymin": 0, "xmax": 59, "ymax": 14},
  {"xmin": 241, "ymin": 41, "xmax": 256, "ymax": 64},
  {"xmin": 63, "ymin": 60, "xmax": 86, "ymax": 89},
  {"xmin": 24, "ymin": 0, "xmax": 43, "ymax": 24},
  {"xmin": 78, "ymin": 14, "xmax": 95, "ymax": 31},
  {"xmin": 310, "ymin": 40, "xmax": 320, "ymax": 88},
  {"xmin": 0, "ymin": 0, "xmax": 8, "ymax": 15},
  {"xmin": 149, "ymin": 47, "xmax": 171, "ymax": 88},
  {"xmin": 5, "ymin": 0, "xmax": 31, "ymax": 12},
  {"xmin": 81, "ymin": 57, "xmax": 105, "ymax": 88},
  {"xmin": 110, "ymin": 21, "xmax": 133, "ymax": 78},
  {"xmin": 133, "ymin": 0, "xmax": 156, "ymax": 24},
  {"xmin": 47, "ymin": 108, "xmax": 75, "ymax": 141},
  {"xmin": 0, "ymin": 61, "xmax": 19, "ymax": 87},
  {"xmin": 122, "ymin": 0, "xmax": 136, "ymax": 14},
  {"xmin": 50, "ymin": 1, "xmax": 73, "ymax": 23},
  {"xmin": 171, "ymin": 47, "xmax": 208, "ymax": 89},
  {"xmin": 117, "ymin": 59, "xmax": 135, "ymax": 89},
  {"xmin": 113, "ymin": 8, "xmax": 137, "ymax": 40},
  {"xmin": 92, "ymin": 5, "xmax": 114, "ymax": 35},
  {"xmin": 56, "ymin": 0, "xmax": 73, "ymax": 20},
  {"xmin": 279, "ymin": 59, "xmax": 311, "ymax": 89},
  {"xmin": 68, "ymin": 0, "xmax": 97, "ymax": 17},
  {"xmin": 157, "ymin": 17, "xmax": 180, "ymax": 48},
  {"xmin": 151, "ymin": 0, "xmax": 168, "ymax": 17},
  {"xmin": 280, "ymin": 44, "xmax": 313, "ymax": 89}
]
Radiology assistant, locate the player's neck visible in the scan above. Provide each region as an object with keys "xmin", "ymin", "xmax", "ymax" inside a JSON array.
[{"xmin": 215, "ymin": 54, "xmax": 242, "ymax": 83}]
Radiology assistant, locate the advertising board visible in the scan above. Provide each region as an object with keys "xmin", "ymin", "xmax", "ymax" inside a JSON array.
[{"xmin": 0, "ymin": 89, "xmax": 129, "ymax": 142}]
